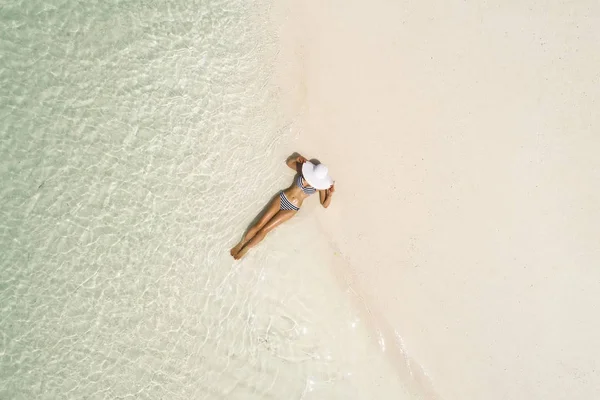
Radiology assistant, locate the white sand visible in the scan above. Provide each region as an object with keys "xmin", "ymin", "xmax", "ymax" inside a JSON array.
[{"xmin": 275, "ymin": 0, "xmax": 600, "ymax": 399}]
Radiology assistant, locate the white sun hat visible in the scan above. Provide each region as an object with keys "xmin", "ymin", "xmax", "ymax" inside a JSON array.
[{"xmin": 302, "ymin": 161, "xmax": 333, "ymax": 190}]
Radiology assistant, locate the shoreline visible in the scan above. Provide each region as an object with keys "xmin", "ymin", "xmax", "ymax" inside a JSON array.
[
  {"xmin": 270, "ymin": 2, "xmax": 440, "ymax": 398},
  {"xmin": 322, "ymin": 232, "xmax": 441, "ymax": 400}
]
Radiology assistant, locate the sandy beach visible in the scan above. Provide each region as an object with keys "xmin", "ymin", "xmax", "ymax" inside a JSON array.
[{"xmin": 276, "ymin": 0, "xmax": 600, "ymax": 399}]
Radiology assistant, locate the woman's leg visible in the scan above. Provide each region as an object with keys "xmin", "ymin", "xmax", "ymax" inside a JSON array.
[
  {"xmin": 234, "ymin": 209, "xmax": 296, "ymax": 259},
  {"xmin": 230, "ymin": 197, "xmax": 281, "ymax": 257}
]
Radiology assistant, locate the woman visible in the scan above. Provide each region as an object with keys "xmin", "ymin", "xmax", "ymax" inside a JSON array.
[{"xmin": 230, "ymin": 154, "xmax": 335, "ymax": 260}]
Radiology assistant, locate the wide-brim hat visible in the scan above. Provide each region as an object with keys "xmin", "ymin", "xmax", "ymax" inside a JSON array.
[{"xmin": 302, "ymin": 161, "xmax": 333, "ymax": 190}]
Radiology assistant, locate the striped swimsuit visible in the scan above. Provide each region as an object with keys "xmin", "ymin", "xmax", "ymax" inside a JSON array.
[{"xmin": 279, "ymin": 176, "xmax": 317, "ymax": 211}]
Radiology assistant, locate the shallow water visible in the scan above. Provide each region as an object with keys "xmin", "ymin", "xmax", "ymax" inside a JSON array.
[{"xmin": 0, "ymin": 1, "xmax": 411, "ymax": 398}]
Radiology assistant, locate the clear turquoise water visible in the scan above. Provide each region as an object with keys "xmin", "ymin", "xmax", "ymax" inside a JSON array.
[
  {"xmin": 0, "ymin": 1, "xmax": 411, "ymax": 399},
  {"xmin": 0, "ymin": 1, "xmax": 288, "ymax": 398}
]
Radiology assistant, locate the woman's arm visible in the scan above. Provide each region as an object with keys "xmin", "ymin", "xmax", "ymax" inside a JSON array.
[
  {"xmin": 319, "ymin": 184, "xmax": 335, "ymax": 208},
  {"xmin": 286, "ymin": 154, "xmax": 308, "ymax": 171}
]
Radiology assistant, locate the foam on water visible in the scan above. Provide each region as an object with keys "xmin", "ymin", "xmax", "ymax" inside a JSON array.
[{"xmin": 0, "ymin": 1, "xmax": 412, "ymax": 398}]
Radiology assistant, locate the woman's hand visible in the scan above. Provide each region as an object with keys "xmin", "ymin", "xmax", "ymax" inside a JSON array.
[
  {"xmin": 320, "ymin": 183, "xmax": 335, "ymax": 208},
  {"xmin": 326, "ymin": 183, "xmax": 335, "ymax": 196},
  {"xmin": 287, "ymin": 154, "xmax": 307, "ymax": 171}
]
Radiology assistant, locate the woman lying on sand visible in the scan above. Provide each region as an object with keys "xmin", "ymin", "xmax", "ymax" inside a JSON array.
[{"xmin": 230, "ymin": 154, "xmax": 335, "ymax": 260}]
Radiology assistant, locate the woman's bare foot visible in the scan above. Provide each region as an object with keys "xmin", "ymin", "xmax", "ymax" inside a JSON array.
[
  {"xmin": 230, "ymin": 242, "xmax": 245, "ymax": 258},
  {"xmin": 234, "ymin": 246, "xmax": 249, "ymax": 260}
]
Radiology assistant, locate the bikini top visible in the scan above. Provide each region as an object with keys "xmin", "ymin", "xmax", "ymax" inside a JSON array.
[{"xmin": 296, "ymin": 175, "xmax": 317, "ymax": 195}]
